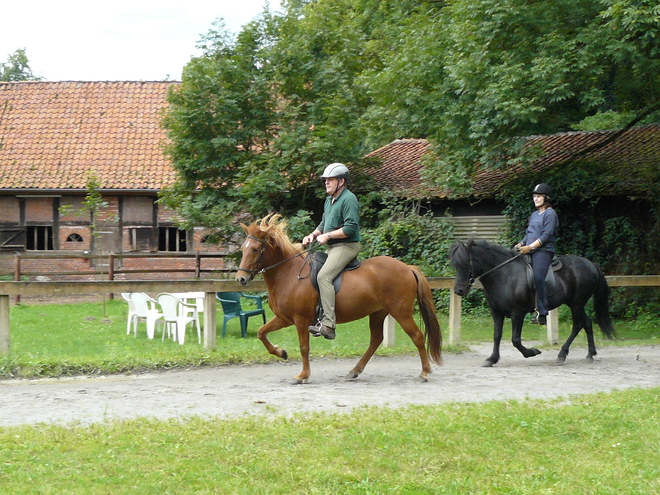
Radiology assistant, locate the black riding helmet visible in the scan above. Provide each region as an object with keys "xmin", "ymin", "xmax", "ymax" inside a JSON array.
[{"xmin": 532, "ymin": 183, "xmax": 552, "ymax": 197}]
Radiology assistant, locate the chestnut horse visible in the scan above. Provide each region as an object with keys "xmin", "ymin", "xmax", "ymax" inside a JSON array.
[{"xmin": 235, "ymin": 214, "xmax": 442, "ymax": 384}]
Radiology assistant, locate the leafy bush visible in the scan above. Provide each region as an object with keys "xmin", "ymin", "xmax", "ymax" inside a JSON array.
[{"xmin": 360, "ymin": 198, "xmax": 455, "ymax": 277}]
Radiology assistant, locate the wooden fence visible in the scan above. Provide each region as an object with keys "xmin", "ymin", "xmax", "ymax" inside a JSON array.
[
  {"xmin": 0, "ymin": 251, "xmax": 230, "ymax": 279},
  {"xmin": 0, "ymin": 275, "xmax": 659, "ymax": 355}
]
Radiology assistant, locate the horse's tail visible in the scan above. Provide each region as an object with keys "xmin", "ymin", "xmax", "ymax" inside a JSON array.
[
  {"xmin": 593, "ymin": 263, "xmax": 616, "ymax": 339},
  {"xmin": 411, "ymin": 267, "xmax": 443, "ymax": 365}
]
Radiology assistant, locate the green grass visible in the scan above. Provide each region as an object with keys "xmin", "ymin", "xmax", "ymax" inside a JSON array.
[
  {"xmin": 0, "ymin": 388, "xmax": 658, "ymax": 494},
  {"xmin": 458, "ymin": 310, "xmax": 660, "ymax": 349},
  {"xmin": 1, "ymin": 298, "xmax": 658, "ymax": 379},
  {"xmin": 1, "ymin": 298, "xmax": 443, "ymax": 379},
  {"xmin": 2, "ymin": 300, "xmax": 659, "ymax": 493}
]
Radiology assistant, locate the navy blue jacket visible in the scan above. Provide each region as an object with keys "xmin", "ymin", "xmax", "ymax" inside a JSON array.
[{"xmin": 521, "ymin": 208, "xmax": 558, "ymax": 253}]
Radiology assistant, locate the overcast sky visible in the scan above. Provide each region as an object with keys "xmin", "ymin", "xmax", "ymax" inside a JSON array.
[{"xmin": 1, "ymin": 0, "xmax": 282, "ymax": 82}]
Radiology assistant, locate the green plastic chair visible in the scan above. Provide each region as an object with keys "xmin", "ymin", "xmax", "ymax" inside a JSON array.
[{"xmin": 215, "ymin": 292, "xmax": 267, "ymax": 338}]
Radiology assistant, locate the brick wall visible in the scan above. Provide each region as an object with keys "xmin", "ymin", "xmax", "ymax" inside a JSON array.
[{"xmin": 0, "ymin": 193, "xmax": 228, "ymax": 281}]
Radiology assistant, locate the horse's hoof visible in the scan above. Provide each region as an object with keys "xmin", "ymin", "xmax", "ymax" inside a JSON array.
[
  {"xmin": 525, "ymin": 348, "xmax": 542, "ymax": 358},
  {"xmin": 555, "ymin": 356, "xmax": 566, "ymax": 365},
  {"xmin": 582, "ymin": 356, "xmax": 595, "ymax": 363},
  {"xmin": 290, "ymin": 377, "xmax": 308, "ymax": 385},
  {"xmin": 280, "ymin": 349, "xmax": 288, "ymax": 360},
  {"xmin": 416, "ymin": 375, "xmax": 429, "ymax": 383},
  {"xmin": 345, "ymin": 371, "xmax": 360, "ymax": 380},
  {"xmin": 481, "ymin": 360, "xmax": 494, "ymax": 367}
]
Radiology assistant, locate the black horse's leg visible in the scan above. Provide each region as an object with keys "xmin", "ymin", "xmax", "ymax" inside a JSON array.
[
  {"xmin": 582, "ymin": 311, "xmax": 597, "ymax": 362},
  {"xmin": 560, "ymin": 306, "xmax": 597, "ymax": 363},
  {"xmin": 511, "ymin": 312, "xmax": 542, "ymax": 359},
  {"xmin": 483, "ymin": 311, "xmax": 504, "ymax": 367},
  {"xmin": 556, "ymin": 306, "xmax": 591, "ymax": 364}
]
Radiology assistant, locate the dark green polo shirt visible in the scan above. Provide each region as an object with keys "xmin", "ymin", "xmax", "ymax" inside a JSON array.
[{"xmin": 316, "ymin": 188, "xmax": 360, "ymax": 244}]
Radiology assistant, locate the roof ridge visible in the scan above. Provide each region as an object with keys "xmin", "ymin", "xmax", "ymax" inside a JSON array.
[{"xmin": 525, "ymin": 123, "xmax": 660, "ymax": 140}]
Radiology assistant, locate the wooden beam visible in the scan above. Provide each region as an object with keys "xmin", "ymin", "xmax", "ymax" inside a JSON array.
[
  {"xmin": 604, "ymin": 275, "xmax": 660, "ymax": 287},
  {"xmin": 0, "ymin": 279, "xmax": 268, "ymax": 296}
]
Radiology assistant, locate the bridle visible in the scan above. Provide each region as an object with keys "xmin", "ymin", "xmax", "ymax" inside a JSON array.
[
  {"xmin": 462, "ymin": 242, "xmax": 524, "ymax": 289},
  {"xmin": 236, "ymin": 234, "xmax": 318, "ymax": 280},
  {"xmin": 235, "ymin": 235, "xmax": 267, "ymax": 281}
]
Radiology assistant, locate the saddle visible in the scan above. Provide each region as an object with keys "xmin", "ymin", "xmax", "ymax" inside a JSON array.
[
  {"xmin": 308, "ymin": 251, "xmax": 361, "ymax": 294},
  {"xmin": 523, "ymin": 255, "xmax": 562, "ymax": 295}
]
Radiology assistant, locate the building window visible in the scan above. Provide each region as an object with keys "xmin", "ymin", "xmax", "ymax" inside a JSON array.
[
  {"xmin": 66, "ymin": 233, "xmax": 84, "ymax": 242},
  {"xmin": 159, "ymin": 227, "xmax": 187, "ymax": 252},
  {"xmin": 128, "ymin": 228, "xmax": 156, "ymax": 252},
  {"xmin": 27, "ymin": 226, "xmax": 54, "ymax": 250}
]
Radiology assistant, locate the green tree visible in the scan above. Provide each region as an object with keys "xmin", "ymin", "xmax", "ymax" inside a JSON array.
[
  {"xmin": 0, "ymin": 49, "xmax": 41, "ymax": 81},
  {"xmin": 162, "ymin": 1, "xmax": 410, "ymax": 237},
  {"xmin": 161, "ymin": 19, "xmax": 279, "ymax": 238},
  {"xmin": 163, "ymin": 0, "xmax": 660, "ymax": 234},
  {"xmin": 410, "ymin": 0, "xmax": 660, "ymax": 195}
]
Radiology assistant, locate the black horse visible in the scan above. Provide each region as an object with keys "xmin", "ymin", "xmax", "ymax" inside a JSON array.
[{"xmin": 449, "ymin": 238, "xmax": 615, "ymax": 367}]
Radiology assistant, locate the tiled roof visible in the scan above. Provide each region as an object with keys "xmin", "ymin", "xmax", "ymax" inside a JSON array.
[
  {"xmin": 0, "ymin": 81, "xmax": 179, "ymax": 191},
  {"xmin": 368, "ymin": 124, "xmax": 660, "ymax": 198},
  {"xmin": 366, "ymin": 139, "xmax": 431, "ymax": 191}
]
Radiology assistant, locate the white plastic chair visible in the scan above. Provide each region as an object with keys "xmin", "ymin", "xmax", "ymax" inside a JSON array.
[
  {"xmin": 121, "ymin": 293, "xmax": 137, "ymax": 336},
  {"xmin": 173, "ymin": 292, "xmax": 204, "ymax": 320},
  {"xmin": 157, "ymin": 293, "xmax": 201, "ymax": 345},
  {"xmin": 129, "ymin": 293, "xmax": 164, "ymax": 339}
]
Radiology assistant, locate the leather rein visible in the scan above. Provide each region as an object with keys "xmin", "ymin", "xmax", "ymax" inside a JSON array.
[
  {"xmin": 465, "ymin": 243, "xmax": 524, "ymax": 288},
  {"xmin": 236, "ymin": 235, "xmax": 317, "ymax": 279}
]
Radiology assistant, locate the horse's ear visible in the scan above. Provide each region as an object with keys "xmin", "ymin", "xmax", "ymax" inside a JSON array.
[{"xmin": 240, "ymin": 223, "xmax": 248, "ymax": 234}]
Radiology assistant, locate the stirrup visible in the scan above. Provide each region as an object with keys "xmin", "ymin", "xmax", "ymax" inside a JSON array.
[
  {"xmin": 530, "ymin": 311, "xmax": 540, "ymax": 324},
  {"xmin": 530, "ymin": 311, "xmax": 547, "ymax": 325},
  {"xmin": 308, "ymin": 320, "xmax": 323, "ymax": 337}
]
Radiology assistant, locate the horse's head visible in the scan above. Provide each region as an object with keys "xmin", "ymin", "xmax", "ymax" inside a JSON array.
[
  {"xmin": 235, "ymin": 224, "xmax": 267, "ymax": 286},
  {"xmin": 235, "ymin": 213, "xmax": 300, "ymax": 286},
  {"xmin": 448, "ymin": 239, "xmax": 476, "ymax": 297},
  {"xmin": 449, "ymin": 238, "xmax": 518, "ymax": 296}
]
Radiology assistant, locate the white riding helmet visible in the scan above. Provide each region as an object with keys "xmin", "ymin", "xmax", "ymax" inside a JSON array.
[{"xmin": 321, "ymin": 163, "xmax": 349, "ymax": 181}]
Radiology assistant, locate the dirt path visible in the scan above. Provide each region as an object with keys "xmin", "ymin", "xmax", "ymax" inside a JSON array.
[{"xmin": 2, "ymin": 343, "xmax": 659, "ymax": 427}]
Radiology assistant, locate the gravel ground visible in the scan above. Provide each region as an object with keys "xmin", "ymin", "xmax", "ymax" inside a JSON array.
[{"xmin": 2, "ymin": 342, "xmax": 659, "ymax": 427}]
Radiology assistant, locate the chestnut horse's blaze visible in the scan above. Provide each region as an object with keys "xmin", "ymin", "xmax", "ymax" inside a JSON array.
[{"xmin": 236, "ymin": 214, "xmax": 442, "ymax": 384}]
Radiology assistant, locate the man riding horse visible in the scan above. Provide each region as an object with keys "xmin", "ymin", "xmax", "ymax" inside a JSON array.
[{"xmin": 302, "ymin": 163, "xmax": 361, "ymax": 340}]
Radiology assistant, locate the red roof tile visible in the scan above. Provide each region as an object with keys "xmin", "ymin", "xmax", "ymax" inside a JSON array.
[
  {"xmin": 0, "ymin": 81, "xmax": 179, "ymax": 191},
  {"xmin": 368, "ymin": 125, "xmax": 660, "ymax": 198}
]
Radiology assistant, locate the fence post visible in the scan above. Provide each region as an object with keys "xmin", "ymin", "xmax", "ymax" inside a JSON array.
[
  {"xmin": 547, "ymin": 309, "xmax": 559, "ymax": 344},
  {"xmin": 108, "ymin": 253, "xmax": 115, "ymax": 300},
  {"xmin": 383, "ymin": 315, "xmax": 396, "ymax": 347},
  {"xmin": 204, "ymin": 291, "xmax": 217, "ymax": 350},
  {"xmin": 0, "ymin": 294, "xmax": 9, "ymax": 354},
  {"xmin": 448, "ymin": 291, "xmax": 462, "ymax": 344},
  {"xmin": 195, "ymin": 253, "xmax": 201, "ymax": 278},
  {"xmin": 14, "ymin": 253, "xmax": 21, "ymax": 305}
]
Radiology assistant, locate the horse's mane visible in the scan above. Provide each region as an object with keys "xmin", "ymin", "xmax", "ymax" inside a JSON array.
[
  {"xmin": 449, "ymin": 238, "xmax": 514, "ymax": 268},
  {"xmin": 248, "ymin": 213, "xmax": 302, "ymax": 258}
]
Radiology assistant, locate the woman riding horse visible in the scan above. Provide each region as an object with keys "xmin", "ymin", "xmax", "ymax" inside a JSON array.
[{"xmin": 450, "ymin": 238, "xmax": 615, "ymax": 366}]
